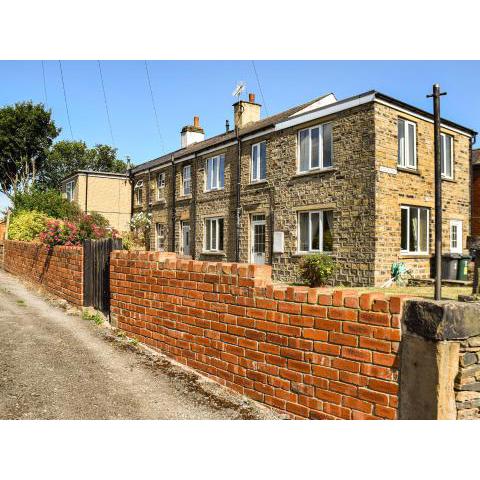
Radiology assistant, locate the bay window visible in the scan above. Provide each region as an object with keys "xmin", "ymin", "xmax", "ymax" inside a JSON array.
[
  {"xmin": 298, "ymin": 123, "xmax": 333, "ymax": 173},
  {"xmin": 298, "ymin": 210, "xmax": 333, "ymax": 253}
]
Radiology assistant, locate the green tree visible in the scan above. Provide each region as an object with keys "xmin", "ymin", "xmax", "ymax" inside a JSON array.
[
  {"xmin": 0, "ymin": 102, "xmax": 60, "ymax": 199},
  {"xmin": 38, "ymin": 140, "xmax": 129, "ymax": 189}
]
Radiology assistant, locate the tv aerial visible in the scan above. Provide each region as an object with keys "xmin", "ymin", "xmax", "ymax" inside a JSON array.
[{"xmin": 232, "ymin": 81, "xmax": 246, "ymax": 100}]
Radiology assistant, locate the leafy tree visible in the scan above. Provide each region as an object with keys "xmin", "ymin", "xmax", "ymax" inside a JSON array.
[
  {"xmin": 0, "ymin": 102, "xmax": 60, "ymax": 199},
  {"xmin": 38, "ymin": 140, "xmax": 129, "ymax": 189},
  {"xmin": 8, "ymin": 210, "xmax": 50, "ymax": 241},
  {"xmin": 11, "ymin": 188, "xmax": 82, "ymax": 221}
]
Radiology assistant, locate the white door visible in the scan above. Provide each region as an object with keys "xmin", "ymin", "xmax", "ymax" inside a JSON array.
[
  {"xmin": 251, "ymin": 215, "xmax": 266, "ymax": 265},
  {"xmin": 182, "ymin": 222, "xmax": 191, "ymax": 256},
  {"xmin": 450, "ymin": 220, "xmax": 463, "ymax": 254}
]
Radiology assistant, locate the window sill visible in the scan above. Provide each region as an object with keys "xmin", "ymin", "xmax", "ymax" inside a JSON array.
[
  {"xmin": 442, "ymin": 176, "xmax": 456, "ymax": 183},
  {"xmin": 292, "ymin": 167, "xmax": 336, "ymax": 179},
  {"xmin": 248, "ymin": 179, "xmax": 268, "ymax": 186},
  {"xmin": 178, "ymin": 194, "xmax": 192, "ymax": 200},
  {"xmin": 397, "ymin": 166, "xmax": 420, "ymax": 175},
  {"xmin": 201, "ymin": 251, "xmax": 226, "ymax": 256},
  {"xmin": 292, "ymin": 251, "xmax": 333, "ymax": 257},
  {"xmin": 400, "ymin": 253, "xmax": 430, "ymax": 259},
  {"xmin": 204, "ymin": 188, "xmax": 225, "ymax": 193}
]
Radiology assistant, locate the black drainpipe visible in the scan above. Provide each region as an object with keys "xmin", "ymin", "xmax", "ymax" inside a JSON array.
[
  {"xmin": 170, "ymin": 155, "xmax": 176, "ymax": 252},
  {"xmin": 191, "ymin": 153, "xmax": 197, "ymax": 259},
  {"xmin": 235, "ymin": 125, "xmax": 242, "ymax": 262},
  {"xmin": 128, "ymin": 167, "xmax": 134, "ymax": 224}
]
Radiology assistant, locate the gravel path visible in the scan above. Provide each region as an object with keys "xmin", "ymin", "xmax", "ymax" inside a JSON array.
[{"xmin": 0, "ymin": 268, "xmax": 281, "ymax": 420}]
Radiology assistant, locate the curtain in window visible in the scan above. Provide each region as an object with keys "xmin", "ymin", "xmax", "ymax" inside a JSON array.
[
  {"xmin": 419, "ymin": 209, "xmax": 428, "ymax": 252},
  {"xmin": 409, "ymin": 207, "xmax": 419, "ymax": 252},
  {"xmin": 299, "ymin": 212, "xmax": 309, "ymax": 251},
  {"xmin": 252, "ymin": 145, "xmax": 258, "ymax": 181},
  {"xmin": 311, "ymin": 128, "xmax": 320, "ymax": 169},
  {"xmin": 260, "ymin": 142, "xmax": 267, "ymax": 179},
  {"xmin": 408, "ymin": 123, "xmax": 415, "ymax": 167},
  {"xmin": 323, "ymin": 211, "xmax": 333, "ymax": 251},
  {"xmin": 323, "ymin": 123, "xmax": 332, "ymax": 168},
  {"xmin": 206, "ymin": 159, "xmax": 212, "ymax": 190},
  {"xmin": 401, "ymin": 208, "xmax": 408, "ymax": 251},
  {"xmin": 219, "ymin": 156, "xmax": 224, "ymax": 188},
  {"xmin": 398, "ymin": 120, "xmax": 405, "ymax": 166},
  {"xmin": 218, "ymin": 218, "xmax": 224, "ymax": 250},
  {"xmin": 299, "ymin": 130, "xmax": 309, "ymax": 172}
]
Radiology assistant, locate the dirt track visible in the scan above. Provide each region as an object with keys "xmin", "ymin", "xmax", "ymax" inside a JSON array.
[{"xmin": 0, "ymin": 268, "xmax": 281, "ymax": 420}]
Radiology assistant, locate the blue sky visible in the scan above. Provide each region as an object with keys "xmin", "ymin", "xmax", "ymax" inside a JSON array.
[{"xmin": 1, "ymin": 60, "xmax": 479, "ymax": 209}]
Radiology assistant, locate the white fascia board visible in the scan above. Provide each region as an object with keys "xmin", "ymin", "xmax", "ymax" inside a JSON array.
[
  {"xmin": 274, "ymin": 93, "xmax": 376, "ymax": 131},
  {"xmin": 374, "ymin": 98, "xmax": 474, "ymax": 137},
  {"xmin": 191, "ymin": 140, "xmax": 237, "ymax": 158},
  {"xmin": 242, "ymin": 128, "xmax": 275, "ymax": 142}
]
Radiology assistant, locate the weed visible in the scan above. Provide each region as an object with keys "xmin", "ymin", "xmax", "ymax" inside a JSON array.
[
  {"xmin": 128, "ymin": 338, "xmax": 139, "ymax": 346},
  {"xmin": 82, "ymin": 309, "xmax": 104, "ymax": 325},
  {"xmin": 16, "ymin": 299, "xmax": 26, "ymax": 306}
]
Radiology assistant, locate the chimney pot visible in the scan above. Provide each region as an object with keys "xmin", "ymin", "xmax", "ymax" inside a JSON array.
[
  {"xmin": 249, "ymin": 93, "xmax": 255, "ymax": 103},
  {"xmin": 193, "ymin": 116, "xmax": 200, "ymax": 127}
]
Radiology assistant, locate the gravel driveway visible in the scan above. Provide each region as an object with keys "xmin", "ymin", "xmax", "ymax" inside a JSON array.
[{"xmin": 0, "ymin": 268, "xmax": 281, "ymax": 420}]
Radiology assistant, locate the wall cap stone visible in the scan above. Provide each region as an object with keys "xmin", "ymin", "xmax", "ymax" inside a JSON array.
[{"xmin": 404, "ymin": 299, "xmax": 480, "ymax": 341}]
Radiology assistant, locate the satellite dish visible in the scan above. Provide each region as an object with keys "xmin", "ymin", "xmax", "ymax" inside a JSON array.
[{"xmin": 232, "ymin": 81, "xmax": 246, "ymax": 98}]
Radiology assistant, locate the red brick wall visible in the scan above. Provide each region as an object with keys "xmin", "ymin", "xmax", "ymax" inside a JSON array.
[
  {"xmin": 4, "ymin": 240, "xmax": 84, "ymax": 306},
  {"xmin": 110, "ymin": 251, "xmax": 406, "ymax": 420},
  {"xmin": 473, "ymin": 165, "xmax": 480, "ymax": 237}
]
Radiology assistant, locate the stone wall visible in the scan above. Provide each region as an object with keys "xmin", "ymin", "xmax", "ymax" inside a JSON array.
[
  {"xmin": 3, "ymin": 240, "xmax": 84, "ymax": 306},
  {"xmin": 110, "ymin": 251, "xmax": 405, "ymax": 420},
  {"xmin": 456, "ymin": 335, "xmax": 480, "ymax": 419}
]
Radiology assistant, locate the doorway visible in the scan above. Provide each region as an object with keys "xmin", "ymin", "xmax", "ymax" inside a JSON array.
[{"xmin": 251, "ymin": 214, "xmax": 266, "ymax": 265}]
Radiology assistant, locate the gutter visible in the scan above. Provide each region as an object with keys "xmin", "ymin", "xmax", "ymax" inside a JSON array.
[{"xmin": 235, "ymin": 125, "xmax": 242, "ymax": 262}]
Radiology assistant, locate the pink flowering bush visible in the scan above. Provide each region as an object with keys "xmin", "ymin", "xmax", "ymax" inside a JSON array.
[{"xmin": 39, "ymin": 214, "xmax": 119, "ymax": 249}]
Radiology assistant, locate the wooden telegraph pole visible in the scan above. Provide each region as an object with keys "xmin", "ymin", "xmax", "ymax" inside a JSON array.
[{"xmin": 427, "ymin": 84, "xmax": 447, "ymax": 300}]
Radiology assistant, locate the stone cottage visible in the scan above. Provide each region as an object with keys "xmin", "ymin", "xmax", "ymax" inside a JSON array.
[{"xmin": 131, "ymin": 90, "xmax": 476, "ymax": 286}]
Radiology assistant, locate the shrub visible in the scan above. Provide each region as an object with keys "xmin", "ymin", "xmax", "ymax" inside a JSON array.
[
  {"xmin": 8, "ymin": 210, "xmax": 50, "ymax": 241},
  {"xmin": 12, "ymin": 188, "xmax": 82, "ymax": 221},
  {"xmin": 299, "ymin": 253, "xmax": 336, "ymax": 287},
  {"xmin": 76, "ymin": 214, "xmax": 117, "ymax": 242},
  {"xmin": 39, "ymin": 219, "xmax": 81, "ymax": 248},
  {"xmin": 88, "ymin": 211, "xmax": 110, "ymax": 228},
  {"xmin": 121, "ymin": 231, "xmax": 145, "ymax": 251}
]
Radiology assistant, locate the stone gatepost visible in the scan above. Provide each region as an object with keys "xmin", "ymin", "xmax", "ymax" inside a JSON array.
[
  {"xmin": 399, "ymin": 299, "xmax": 480, "ymax": 419},
  {"xmin": 467, "ymin": 236, "xmax": 480, "ymax": 295}
]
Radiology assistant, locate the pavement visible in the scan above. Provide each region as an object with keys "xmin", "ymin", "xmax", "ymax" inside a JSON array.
[{"xmin": 0, "ymin": 268, "xmax": 281, "ymax": 420}]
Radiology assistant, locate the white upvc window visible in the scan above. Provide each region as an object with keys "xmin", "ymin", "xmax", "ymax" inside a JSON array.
[
  {"xmin": 205, "ymin": 155, "xmax": 225, "ymax": 191},
  {"xmin": 441, "ymin": 133, "xmax": 454, "ymax": 179},
  {"xmin": 401, "ymin": 206, "xmax": 429, "ymax": 255},
  {"xmin": 298, "ymin": 123, "xmax": 333, "ymax": 173},
  {"xmin": 183, "ymin": 165, "xmax": 192, "ymax": 195},
  {"xmin": 450, "ymin": 220, "xmax": 463, "ymax": 254},
  {"xmin": 157, "ymin": 172, "xmax": 165, "ymax": 199},
  {"xmin": 251, "ymin": 141, "xmax": 267, "ymax": 182},
  {"xmin": 204, "ymin": 217, "xmax": 224, "ymax": 252},
  {"xmin": 398, "ymin": 118, "xmax": 417, "ymax": 169},
  {"xmin": 155, "ymin": 223, "xmax": 166, "ymax": 251},
  {"xmin": 297, "ymin": 210, "xmax": 333, "ymax": 253},
  {"xmin": 134, "ymin": 180, "xmax": 144, "ymax": 206},
  {"xmin": 65, "ymin": 180, "xmax": 75, "ymax": 202}
]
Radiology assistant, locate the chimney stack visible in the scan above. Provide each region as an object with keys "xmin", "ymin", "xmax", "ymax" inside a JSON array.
[
  {"xmin": 233, "ymin": 92, "xmax": 261, "ymax": 129},
  {"xmin": 181, "ymin": 116, "xmax": 205, "ymax": 148}
]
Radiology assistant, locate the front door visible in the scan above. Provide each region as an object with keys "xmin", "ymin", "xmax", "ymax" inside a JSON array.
[
  {"xmin": 182, "ymin": 222, "xmax": 191, "ymax": 256},
  {"xmin": 251, "ymin": 214, "xmax": 266, "ymax": 265}
]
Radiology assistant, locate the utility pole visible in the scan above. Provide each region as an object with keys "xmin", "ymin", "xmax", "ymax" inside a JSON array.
[{"xmin": 427, "ymin": 84, "xmax": 447, "ymax": 300}]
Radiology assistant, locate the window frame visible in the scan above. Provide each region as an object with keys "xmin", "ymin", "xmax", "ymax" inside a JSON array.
[
  {"xmin": 134, "ymin": 180, "xmax": 144, "ymax": 206},
  {"xmin": 297, "ymin": 210, "xmax": 333, "ymax": 254},
  {"xmin": 297, "ymin": 123, "xmax": 333, "ymax": 174},
  {"xmin": 157, "ymin": 172, "xmax": 165, "ymax": 199},
  {"xmin": 251, "ymin": 141, "xmax": 267, "ymax": 182},
  {"xmin": 400, "ymin": 205, "xmax": 430, "ymax": 255},
  {"xmin": 204, "ymin": 217, "xmax": 225, "ymax": 252},
  {"xmin": 205, "ymin": 154, "xmax": 225, "ymax": 192},
  {"xmin": 441, "ymin": 132, "xmax": 454, "ymax": 179},
  {"xmin": 450, "ymin": 219, "xmax": 463, "ymax": 254},
  {"xmin": 397, "ymin": 118, "xmax": 417, "ymax": 170},
  {"xmin": 65, "ymin": 180, "xmax": 75, "ymax": 202},
  {"xmin": 183, "ymin": 164, "xmax": 192, "ymax": 196},
  {"xmin": 155, "ymin": 222, "xmax": 166, "ymax": 251}
]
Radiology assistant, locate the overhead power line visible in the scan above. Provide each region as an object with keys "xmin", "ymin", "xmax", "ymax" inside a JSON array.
[
  {"xmin": 97, "ymin": 60, "xmax": 116, "ymax": 147},
  {"xmin": 58, "ymin": 60, "xmax": 74, "ymax": 139},
  {"xmin": 41, "ymin": 61, "xmax": 48, "ymax": 106},
  {"xmin": 144, "ymin": 60, "xmax": 164, "ymax": 152},
  {"xmin": 251, "ymin": 60, "xmax": 269, "ymax": 116}
]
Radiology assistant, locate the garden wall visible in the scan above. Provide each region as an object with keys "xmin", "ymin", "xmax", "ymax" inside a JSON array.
[
  {"xmin": 110, "ymin": 251, "xmax": 406, "ymax": 419},
  {"xmin": 3, "ymin": 240, "xmax": 84, "ymax": 306}
]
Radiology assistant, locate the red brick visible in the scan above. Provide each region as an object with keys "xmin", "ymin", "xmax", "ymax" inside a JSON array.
[
  {"xmin": 359, "ymin": 311, "xmax": 390, "ymax": 327},
  {"xmin": 359, "ymin": 337, "xmax": 391, "ymax": 353},
  {"xmin": 329, "ymin": 331, "xmax": 358, "ymax": 347},
  {"xmin": 311, "ymin": 365, "xmax": 339, "ymax": 380},
  {"xmin": 315, "ymin": 388, "xmax": 342, "ymax": 405},
  {"xmin": 302, "ymin": 304, "xmax": 327, "ymax": 317},
  {"xmin": 278, "ymin": 301, "xmax": 302, "ymax": 315},
  {"xmin": 303, "ymin": 328, "xmax": 328, "ymax": 341},
  {"xmin": 358, "ymin": 388, "xmax": 389, "ymax": 406},
  {"xmin": 341, "ymin": 347, "xmax": 372, "ymax": 363},
  {"xmin": 374, "ymin": 404, "xmax": 397, "ymax": 419},
  {"xmin": 328, "ymin": 307, "xmax": 358, "ymax": 322},
  {"xmin": 368, "ymin": 378, "xmax": 398, "ymax": 395},
  {"xmin": 343, "ymin": 395, "xmax": 373, "ymax": 414},
  {"xmin": 373, "ymin": 352, "xmax": 397, "ymax": 367},
  {"xmin": 359, "ymin": 292, "xmax": 385, "ymax": 311},
  {"xmin": 332, "ymin": 357, "xmax": 361, "ymax": 373}
]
